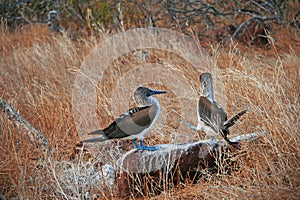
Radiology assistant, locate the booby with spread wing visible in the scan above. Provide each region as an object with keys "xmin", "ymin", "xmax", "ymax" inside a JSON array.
[
  {"xmin": 197, "ymin": 72, "xmax": 248, "ymax": 145},
  {"xmin": 81, "ymin": 86, "xmax": 166, "ymax": 151}
]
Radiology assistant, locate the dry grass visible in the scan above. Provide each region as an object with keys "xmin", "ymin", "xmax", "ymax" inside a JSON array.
[{"xmin": 0, "ymin": 23, "xmax": 299, "ymax": 199}]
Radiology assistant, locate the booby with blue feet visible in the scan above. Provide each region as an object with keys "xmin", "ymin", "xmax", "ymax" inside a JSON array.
[
  {"xmin": 197, "ymin": 72, "xmax": 248, "ymax": 145},
  {"xmin": 81, "ymin": 86, "xmax": 166, "ymax": 151}
]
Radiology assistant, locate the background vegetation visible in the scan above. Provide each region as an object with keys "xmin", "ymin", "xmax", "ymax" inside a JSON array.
[{"xmin": 1, "ymin": 0, "xmax": 299, "ymax": 199}]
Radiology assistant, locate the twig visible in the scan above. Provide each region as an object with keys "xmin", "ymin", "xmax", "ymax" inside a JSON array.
[
  {"xmin": 48, "ymin": 157, "xmax": 69, "ymax": 200},
  {"xmin": 178, "ymin": 119, "xmax": 197, "ymax": 132},
  {"xmin": 231, "ymin": 15, "xmax": 276, "ymax": 40}
]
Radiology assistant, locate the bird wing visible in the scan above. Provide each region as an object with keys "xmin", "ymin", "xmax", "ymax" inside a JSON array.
[
  {"xmin": 102, "ymin": 105, "xmax": 157, "ymax": 139},
  {"xmin": 198, "ymin": 97, "xmax": 227, "ymax": 133}
]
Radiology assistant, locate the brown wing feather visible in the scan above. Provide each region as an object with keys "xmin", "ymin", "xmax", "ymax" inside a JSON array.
[
  {"xmin": 198, "ymin": 97, "xmax": 227, "ymax": 133},
  {"xmin": 102, "ymin": 105, "xmax": 157, "ymax": 139}
]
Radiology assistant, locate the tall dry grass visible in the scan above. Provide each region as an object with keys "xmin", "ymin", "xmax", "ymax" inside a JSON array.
[{"xmin": 0, "ymin": 24, "xmax": 299, "ymax": 199}]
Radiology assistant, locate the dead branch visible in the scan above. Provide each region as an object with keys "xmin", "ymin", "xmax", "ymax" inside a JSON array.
[{"xmin": 0, "ymin": 97, "xmax": 52, "ymax": 155}]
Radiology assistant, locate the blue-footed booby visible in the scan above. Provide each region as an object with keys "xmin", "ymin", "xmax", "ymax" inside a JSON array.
[
  {"xmin": 197, "ymin": 72, "xmax": 248, "ymax": 145},
  {"xmin": 48, "ymin": 10, "xmax": 62, "ymax": 33},
  {"xmin": 81, "ymin": 86, "xmax": 166, "ymax": 151}
]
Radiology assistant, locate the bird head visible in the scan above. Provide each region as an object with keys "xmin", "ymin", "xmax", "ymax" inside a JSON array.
[
  {"xmin": 200, "ymin": 72, "xmax": 214, "ymax": 102},
  {"xmin": 134, "ymin": 86, "xmax": 166, "ymax": 106}
]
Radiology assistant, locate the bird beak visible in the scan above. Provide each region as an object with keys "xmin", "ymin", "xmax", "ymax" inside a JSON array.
[{"xmin": 149, "ymin": 89, "xmax": 166, "ymax": 96}]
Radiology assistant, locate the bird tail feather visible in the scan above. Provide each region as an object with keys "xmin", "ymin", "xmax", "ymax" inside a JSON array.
[
  {"xmin": 80, "ymin": 130, "xmax": 107, "ymax": 143},
  {"xmin": 88, "ymin": 129, "xmax": 105, "ymax": 135},
  {"xmin": 223, "ymin": 108, "xmax": 249, "ymax": 129},
  {"xmin": 81, "ymin": 136, "xmax": 107, "ymax": 143}
]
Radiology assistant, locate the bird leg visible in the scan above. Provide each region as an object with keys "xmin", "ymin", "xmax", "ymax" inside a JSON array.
[{"xmin": 131, "ymin": 139, "xmax": 139, "ymax": 149}]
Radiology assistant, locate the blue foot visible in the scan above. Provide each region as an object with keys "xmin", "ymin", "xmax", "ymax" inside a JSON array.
[
  {"xmin": 131, "ymin": 139, "xmax": 157, "ymax": 151},
  {"xmin": 137, "ymin": 145, "xmax": 157, "ymax": 151}
]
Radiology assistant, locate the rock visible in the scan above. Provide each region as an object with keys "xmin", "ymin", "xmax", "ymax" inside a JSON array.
[{"xmin": 116, "ymin": 132, "xmax": 265, "ymax": 198}]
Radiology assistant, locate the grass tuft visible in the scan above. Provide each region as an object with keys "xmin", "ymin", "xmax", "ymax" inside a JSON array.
[{"xmin": 1, "ymin": 24, "xmax": 299, "ymax": 199}]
